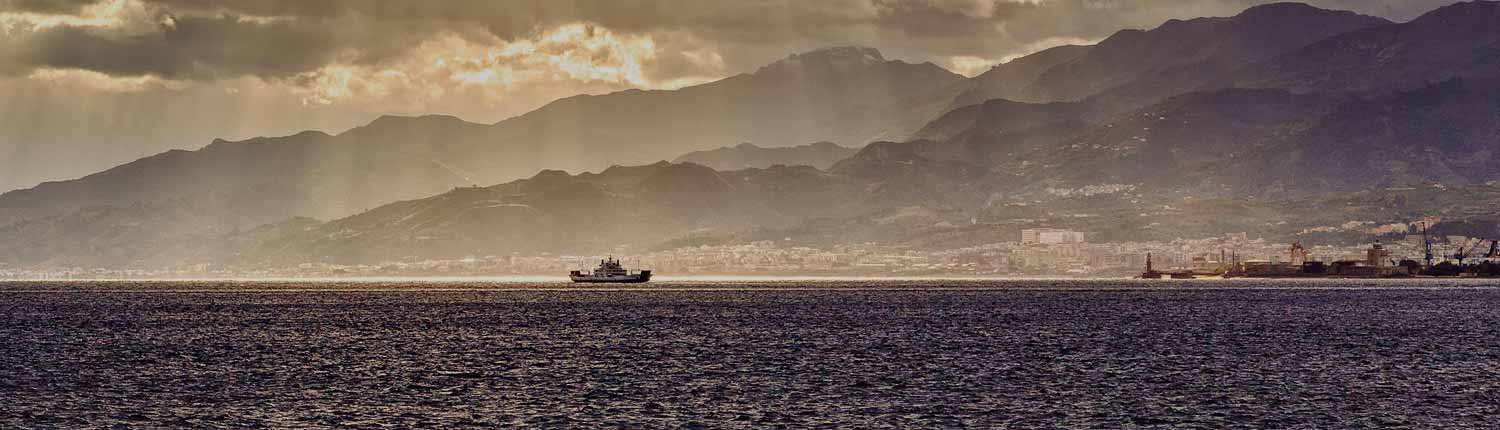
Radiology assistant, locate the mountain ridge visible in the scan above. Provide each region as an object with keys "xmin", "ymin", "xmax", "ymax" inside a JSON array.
[
  {"xmin": 951, "ymin": 2, "xmax": 1389, "ymax": 108},
  {"xmin": 0, "ymin": 46, "xmax": 962, "ymax": 228},
  {"xmin": 1230, "ymin": 0, "xmax": 1500, "ymax": 95},
  {"xmin": 672, "ymin": 141, "xmax": 860, "ymax": 171}
]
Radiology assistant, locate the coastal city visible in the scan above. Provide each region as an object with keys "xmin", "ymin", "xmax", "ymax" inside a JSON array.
[{"xmin": 6, "ymin": 226, "xmax": 1492, "ymax": 280}]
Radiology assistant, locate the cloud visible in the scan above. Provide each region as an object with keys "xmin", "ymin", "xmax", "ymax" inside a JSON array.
[
  {"xmin": 286, "ymin": 22, "xmax": 665, "ymax": 113},
  {"xmin": 1, "ymin": 1, "xmax": 451, "ymax": 81},
  {"xmin": 945, "ymin": 55, "xmax": 998, "ymax": 77},
  {"xmin": 1, "ymin": 0, "xmax": 99, "ymax": 15},
  {"xmin": 26, "ymin": 67, "xmax": 177, "ymax": 91},
  {"xmin": 10, "ymin": 17, "xmax": 324, "ymax": 79}
]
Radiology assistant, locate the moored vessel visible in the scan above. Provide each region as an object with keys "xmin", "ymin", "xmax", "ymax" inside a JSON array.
[{"xmin": 570, "ymin": 256, "xmax": 652, "ymax": 283}]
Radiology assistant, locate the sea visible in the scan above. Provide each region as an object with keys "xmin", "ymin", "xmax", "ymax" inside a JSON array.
[{"xmin": 3, "ymin": 279, "xmax": 1499, "ymax": 428}]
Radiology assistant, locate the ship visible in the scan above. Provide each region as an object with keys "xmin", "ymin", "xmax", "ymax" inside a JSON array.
[{"xmin": 570, "ymin": 256, "xmax": 652, "ymax": 283}]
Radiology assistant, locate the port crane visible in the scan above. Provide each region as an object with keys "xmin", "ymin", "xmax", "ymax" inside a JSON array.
[
  {"xmin": 1473, "ymin": 238, "xmax": 1500, "ymax": 263},
  {"xmin": 1454, "ymin": 237, "xmax": 1499, "ymax": 264},
  {"xmin": 1421, "ymin": 222, "xmax": 1434, "ymax": 269},
  {"xmin": 1452, "ymin": 237, "xmax": 1482, "ymax": 266}
]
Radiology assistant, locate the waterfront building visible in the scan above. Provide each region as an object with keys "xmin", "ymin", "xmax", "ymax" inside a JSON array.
[{"xmin": 1021, "ymin": 228, "xmax": 1087, "ymax": 245}]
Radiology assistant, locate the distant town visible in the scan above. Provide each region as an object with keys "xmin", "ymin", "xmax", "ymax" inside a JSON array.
[{"xmin": 5, "ymin": 227, "xmax": 1492, "ymax": 280}]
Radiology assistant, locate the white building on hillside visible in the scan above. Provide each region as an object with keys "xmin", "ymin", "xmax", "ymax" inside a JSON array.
[{"xmin": 1021, "ymin": 228, "xmax": 1087, "ymax": 245}]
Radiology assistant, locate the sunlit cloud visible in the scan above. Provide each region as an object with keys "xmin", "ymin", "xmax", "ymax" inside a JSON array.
[
  {"xmin": 0, "ymin": 0, "xmax": 170, "ymax": 35},
  {"xmin": 288, "ymin": 23, "xmax": 671, "ymax": 111},
  {"xmin": 654, "ymin": 76, "xmax": 718, "ymax": 90},
  {"xmin": 942, "ymin": 34, "xmax": 1102, "ymax": 77},
  {"xmin": 1, "ymin": 0, "xmax": 123, "ymax": 31},
  {"xmin": 997, "ymin": 35, "xmax": 1103, "ymax": 63},
  {"xmin": 27, "ymin": 67, "xmax": 181, "ymax": 92},
  {"xmin": 945, "ymin": 55, "xmax": 998, "ymax": 77}
]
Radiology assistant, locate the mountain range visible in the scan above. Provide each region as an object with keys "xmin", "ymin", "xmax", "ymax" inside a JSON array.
[
  {"xmin": 897, "ymin": 1, "xmax": 1500, "ymax": 197},
  {"xmin": 0, "ymin": 46, "xmax": 960, "ymax": 227},
  {"xmin": 5, "ymin": 1, "xmax": 1500, "ymax": 271},
  {"xmin": 950, "ymin": 3, "xmax": 1389, "ymax": 109}
]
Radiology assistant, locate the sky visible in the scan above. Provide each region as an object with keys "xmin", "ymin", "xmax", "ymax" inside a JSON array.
[{"xmin": 0, "ymin": 0, "xmax": 1462, "ymax": 192}]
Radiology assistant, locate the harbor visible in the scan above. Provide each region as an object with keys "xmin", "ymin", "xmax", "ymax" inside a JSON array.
[{"xmin": 1141, "ymin": 233, "xmax": 1500, "ymax": 280}]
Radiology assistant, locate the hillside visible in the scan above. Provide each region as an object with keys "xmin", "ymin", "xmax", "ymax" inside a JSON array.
[
  {"xmin": 490, "ymin": 46, "xmax": 963, "ymax": 170},
  {"xmin": 672, "ymin": 142, "xmax": 860, "ymax": 171},
  {"xmin": 1232, "ymin": 1, "xmax": 1500, "ymax": 95},
  {"xmin": 943, "ymin": 44, "xmax": 1092, "ymax": 109},
  {"xmin": 228, "ymin": 162, "xmax": 883, "ymax": 265},
  {"xmin": 899, "ymin": 2, "xmax": 1500, "ymax": 200},
  {"xmin": 965, "ymin": 3, "xmax": 1388, "ymax": 107},
  {"xmin": 0, "ymin": 46, "xmax": 961, "ymax": 228}
]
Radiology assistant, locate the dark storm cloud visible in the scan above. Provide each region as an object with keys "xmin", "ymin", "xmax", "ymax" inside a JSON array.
[
  {"xmin": 0, "ymin": 2, "xmax": 462, "ymax": 80},
  {"xmin": 1, "ymin": 0, "xmax": 98, "ymax": 14},
  {"xmin": 11, "ymin": 16, "xmax": 342, "ymax": 79}
]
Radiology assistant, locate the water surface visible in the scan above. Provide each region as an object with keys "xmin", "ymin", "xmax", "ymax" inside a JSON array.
[{"xmin": 3, "ymin": 280, "xmax": 1499, "ymax": 428}]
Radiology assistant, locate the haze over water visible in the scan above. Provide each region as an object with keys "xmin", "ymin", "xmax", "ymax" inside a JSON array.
[{"xmin": 3, "ymin": 280, "xmax": 1498, "ymax": 428}]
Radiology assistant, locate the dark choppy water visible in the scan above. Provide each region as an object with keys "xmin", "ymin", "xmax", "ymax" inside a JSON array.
[{"xmin": 3, "ymin": 279, "xmax": 1500, "ymax": 428}]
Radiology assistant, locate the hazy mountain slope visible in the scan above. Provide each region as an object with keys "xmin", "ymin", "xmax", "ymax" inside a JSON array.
[
  {"xmin": 898, "ymin": 2, "xmax": 1500, "ymax": 203},
  {"xmin": 900, "ymin": 98, "xmax": 1091, "ymax": 183},
  {"xmin": 1008, "ymin": 3, "xmax": 1388, "ymax": 105},
  {"xmin": 849, "ymin": 87, "xmax": 1339, "ymax": 205},
  {"xmin": 1232, "ymin": 1, "xmax": 1500, "ymax": 95},
  {"xmin": 910, "ymin": 98, "xmax": 1085, "ymax": 142},
  {"xmin": 828, "ymin": 141, "xmax": 990, "ymax": 209},
  {"xmin": 1215, "ymin": 78, "xmax": 1500, "ymax": 194},
  {"xmin": 0, "ymin": 193, "xmax": 322, "ymax": 269},
  {"xmin": 233, "ymin": 162, "xmax": 883, "ymax": 264},
  {"xmin": 1014, "ymin": 78, "xmax": 1500, "ymax": 197},
  {"xmin": 0, "ymin": 153, "xmax": 988, "ymax": 268},
  {"xmin": 672, "ymin": 142, "xmax": 860, "ymax": 171},
  {"xmin": 489, "ymin": 46, "xmax": 963, "ymax": 170},
  {"xmin": 12, "ymin": 76, "xmax": 1500, "ymax": 269},
  {"xmin": 178, "ymin": 155, "xmax": 983, "ymax": 266},
  {"xmin": 944, "ymin": 44, "xmax": 1092, "ymax": 108},
  {"xmin": 897, "ymin": 3, "xmax": 1392, "ymax": 176},
  {"xmin": 0, "ymin": 47, "xmax": 961, "ymax": 228},
  {"xmin": 0, "ymin": 115, "xmax": 501, "ymax": 227},
  {"xmin": 896, "ymin": 3, "xmax": 1378, "ymax": 143},
  {"xmin": 1026, "ymin": 89, "xmax": 1337, "ymax": 192}
]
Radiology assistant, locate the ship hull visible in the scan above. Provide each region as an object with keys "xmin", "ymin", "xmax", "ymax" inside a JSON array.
[{"xmin": 570, "ymin": 274, "xmax": 652, "ymax": 283}]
